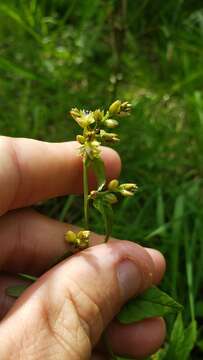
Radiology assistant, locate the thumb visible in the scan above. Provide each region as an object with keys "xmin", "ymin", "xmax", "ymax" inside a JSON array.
[{"xmin": 0, "ymin": 240, "xmax": 164, "ymax": 359}]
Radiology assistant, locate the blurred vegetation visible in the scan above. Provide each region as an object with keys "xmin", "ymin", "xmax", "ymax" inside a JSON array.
[{"xmin": 0, "ymin": 0, "xmax": 203, "ymax": 358}]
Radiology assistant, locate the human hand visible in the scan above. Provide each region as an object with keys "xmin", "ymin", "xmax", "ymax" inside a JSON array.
[{"xmin": 0, "ymin": 137, "xmax": 166, "ymax": 359}]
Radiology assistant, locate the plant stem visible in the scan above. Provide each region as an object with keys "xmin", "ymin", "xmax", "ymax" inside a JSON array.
[
  {"xmin": 83, "ymin": 156, "xmax": 89, "ymax": 229},
  {"xmin": 105, "ymin": 234, "xmax": 110, "ymax": 243},
  {"xmin": 104, "ymin": 231, "xmax": 111, "ymax": 242},
  {"xmin": 48, "ymin": 250, "xmax": 73, "ymax": 269}
]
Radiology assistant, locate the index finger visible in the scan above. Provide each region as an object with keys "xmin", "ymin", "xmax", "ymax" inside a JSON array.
[{"xmin": 0, "ymin": 137, "xmax": 121, "ymax": 215}]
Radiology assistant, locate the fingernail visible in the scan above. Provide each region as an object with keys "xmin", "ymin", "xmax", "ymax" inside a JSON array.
[{"xmin": 117, "ymin": 260, "xmax": 142, "ymax": 302}]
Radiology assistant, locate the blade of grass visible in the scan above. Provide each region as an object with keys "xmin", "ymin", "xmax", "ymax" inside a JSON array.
[
  {"xmin": 184, "ymin": 223, "xmax": 195, "ymax": 322},
  {"xmin": 0, "ymin": 4, "xmax": 41, "ymax": 42},
  {"xmin": 59, "ymin": 195, "xmax": 75, "ymax": 222},
  {"xmin": 194, "ymin": 220, "xmax": 203, "ymax": 298},
  {"xmin": 171, "ymin": 194, "xmax": 184, "ymax": 298},
  {"xmin": 0, "ymin": 57, "xmax": 38, "ymax": 81},
  {"xmin": 156, "ymin": 188, "xmax": 165, "ymax": 230}
]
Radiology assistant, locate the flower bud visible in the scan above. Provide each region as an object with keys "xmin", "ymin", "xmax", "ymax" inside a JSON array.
[
  {"xmin": 119, "ymin": 183, "xmax": 138, "ymax": 192},
  {"xmin": 120, "ymin": 189, "xmax": 135, "ymax": 197},
  {"xmin": 89, "ymin": 190, "xmax": 98, "ymax": 200},
  {"xmin": 121, "ymin": 101, "xmax": 131, "ymax": 109},
  {"xmin": 108, "ymin": 179, "xmax": 119, "ymax": 191},
  {"xmin": 104, "ymin": 193, "xmax": 118, "ymax": 204},
  {"xmin": 104, "ymin": 119, "xmax": 119, "ymax": 128},
  {"xmin": 119, "ymin": 101, "xmax": 132, "ymax": 116},
  {"xmin": 65, "ymin": 230, "xmax": 77, "ymax": 244},
  {"xmin": 100, "ymin": 130, "xmax": 120, "ymax": 143},
  {"xmin": 70, "ymin": 108, "xmax": 81, "ymax": 120},
  {"xmin": 77, "ymin": 230, "xmax": 90, "ymax": 249},
  {"xmin": 109, "ymin": 100, "xmax": 121, "ymax": 114},
  {"xmin": 76, "ymin": 135, "xmax": 85, "ymax": 144}
]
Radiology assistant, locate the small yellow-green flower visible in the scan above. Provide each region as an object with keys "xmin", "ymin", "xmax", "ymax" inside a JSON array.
[
  {"xmin": 70, "ymin": 108, "xmax": 95, "ymax": 128},
  {"xmin": 80, "ymin": 140, "xmax": 101, "ymax": 159},
  {"xmin": 93, "ymin": 109, "xmax": 104, "ymax": 122},
  {"xmin": 78, "ymin": 111, "xmax": 95, "ymax": 128}
]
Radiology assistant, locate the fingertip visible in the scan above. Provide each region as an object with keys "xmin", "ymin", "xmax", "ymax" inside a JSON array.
[
  {"xmin": 106, "ymin": 317, "xmax": 166, "ymax": 359},
  {"xmin": 144, "ymin": 248, "xmax": 166, "ymax": 284}
]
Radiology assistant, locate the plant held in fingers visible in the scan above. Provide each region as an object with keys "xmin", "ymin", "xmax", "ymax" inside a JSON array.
[{"xmin": 7, "ymin": 100, "xmax": 183, "ymax": 360}]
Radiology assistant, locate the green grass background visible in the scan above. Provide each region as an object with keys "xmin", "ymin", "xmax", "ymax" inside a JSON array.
[{"xmin": 0, "ymin": 0, "xmax": 203, "ymax": 358}]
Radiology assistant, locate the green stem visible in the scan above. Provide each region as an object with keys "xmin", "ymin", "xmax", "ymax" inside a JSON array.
[
  {"xmin": 83, "ymin": 156, "xmax": 89, "ymax": 229},
  {"xmin": 105, "ymin": 234, "xmax": 110, "ymax": 243},
  {"xmin": 102, "ymin": 332, "xmax": 116, "ymax": 359},
  {"xmin": 48, "ymin": 250, "xmax": 73, "ymax": 269}
]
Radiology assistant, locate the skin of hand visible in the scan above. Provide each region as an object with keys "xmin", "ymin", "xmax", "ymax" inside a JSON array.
[{"xmin": 0, "ymin": 136, "xmax": 166, "ymax": 359}]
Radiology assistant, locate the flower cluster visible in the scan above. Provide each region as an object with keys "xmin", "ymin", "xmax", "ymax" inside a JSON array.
[
  {"xmin": 108, "ymin": 179, "xmax": 138, "ymax": 197},
  {"xmin": 89, "ymin": 179, "xmax": 138, "ymax": 205},
  {"xmin": 65, "ymin": 230, "xmax": 90, "ymax": 251},
  {"xmin": 70, "ymin": 100, "xmax": 132, "ymax": 160}
]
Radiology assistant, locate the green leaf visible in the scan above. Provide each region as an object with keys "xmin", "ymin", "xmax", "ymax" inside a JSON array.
[
  {"xmin": 6, "ymin": 274, "xmax": 37, "ymax": 298},
  {"xmin": 164, "ymin": 313, "xmax": 197, "ymax": 360},
  {"xmin": 151, "ymin": 348, "xmax": 168, "ymax": 360},
  {"xmin": 181, "ymin": 320, "xmax": 197, "ymax": 359},
  {"xmin": 117, "ymin": 286, "xmax": 183, "ymax": 324},
  {"xmin": 18, "ymin": 273, "xmax": 37, "ymax": 282},
  {"xmin": 91, "ymin": 157, "xmax": 106, "ymax": 191},
  {"xmin": 164, "ymin": 313, "xmax": 184, "ymax": 359},
  {"xmin": 93, "ymin": 198, "xmax": 113, "ymax": 241},
  {"xmin": 6, "ymin": 284, "xmax": 29, "ymax": 298}
]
